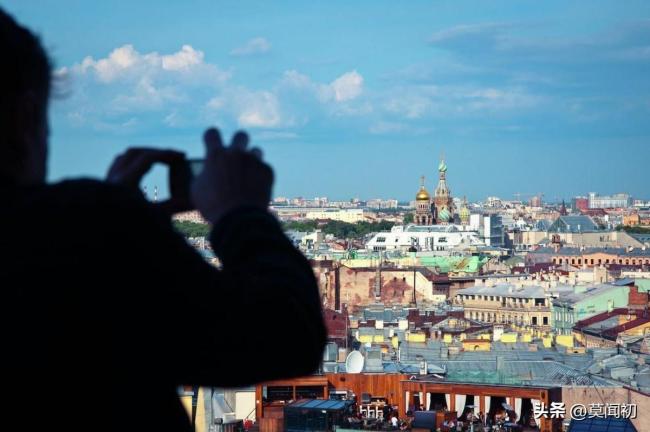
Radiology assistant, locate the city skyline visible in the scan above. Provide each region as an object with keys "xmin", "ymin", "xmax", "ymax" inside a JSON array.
[{"xmin": 5, "ymin": 0, "xmax": 650, "ymax": 201}]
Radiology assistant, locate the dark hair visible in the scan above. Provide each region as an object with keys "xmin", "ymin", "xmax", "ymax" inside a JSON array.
[{"xmin": 0, "ymin": 8, "xmax": 51, "ymax": 178}]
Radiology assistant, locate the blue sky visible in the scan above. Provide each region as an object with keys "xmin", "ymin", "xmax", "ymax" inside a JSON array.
[{"xmin": 5, "ymin": 1, "xmax": 650, "ymax": 201}]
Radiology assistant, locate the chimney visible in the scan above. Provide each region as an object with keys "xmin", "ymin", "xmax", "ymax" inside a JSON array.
[
  {"xmin": 496, "ymin": 356, "xmax": 505, "ymax": 372},
  {"xmin": 419, "ymin": 359, "xmax": 428, "ymax": 375}
]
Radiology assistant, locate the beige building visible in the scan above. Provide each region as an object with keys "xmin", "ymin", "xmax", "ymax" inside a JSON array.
[
  {"xmin": 517, "ymin": 229, "xmax": 644, "ymax": 250},
  {"xmin": 312, "ymin": 262, "xmax": 447, "ymax": 311},
  {"xmin": 550, "ymin": 248, "xmax": 650, "ymax": 267},
  {"xmin": 453, "ymin": 284, "xmax": 562, "ymax": 329}
]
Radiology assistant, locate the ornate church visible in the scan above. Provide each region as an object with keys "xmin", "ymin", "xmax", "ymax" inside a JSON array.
[{"xmin": 413, "ymin": 158, "xmax": 470, "ymax": 226}]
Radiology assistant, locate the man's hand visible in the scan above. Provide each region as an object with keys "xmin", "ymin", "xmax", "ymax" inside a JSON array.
[
  {"xmin": 191, "ymin": 128, "xmax": 273, "ymax": 225},
  {"xmin": 106, "ymin": 148, "xmax": 193, "ymax": 215}
]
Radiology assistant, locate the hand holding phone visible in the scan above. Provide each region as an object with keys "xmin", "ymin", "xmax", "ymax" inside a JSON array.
[
  {"xmin": 191, "ymin": 128, "xmax": 273, "ymax": 225},
  {"xmin": 106, "ymin": 148, "xmax": 194, "ymax": 215}
]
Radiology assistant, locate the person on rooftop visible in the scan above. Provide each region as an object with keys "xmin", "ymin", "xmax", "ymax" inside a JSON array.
[{"xmin": 1, "ymin": 7, "xmax": 326, "ymax": 432}]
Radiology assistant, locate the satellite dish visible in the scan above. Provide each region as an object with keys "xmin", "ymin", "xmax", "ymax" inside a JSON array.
[{"xmin": 345, "ymin": 350, "xmax": 364, "ymax": 374}]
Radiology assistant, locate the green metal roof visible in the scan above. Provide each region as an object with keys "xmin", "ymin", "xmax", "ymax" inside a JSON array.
[{"xmin": 419, "ymin": 255, "xmax": 488, "ymax": 273}]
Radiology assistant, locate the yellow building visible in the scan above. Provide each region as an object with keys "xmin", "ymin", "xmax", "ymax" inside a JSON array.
[{"xmin": 462, "ymin": 339, "xmax": 491, "ymax": 351}]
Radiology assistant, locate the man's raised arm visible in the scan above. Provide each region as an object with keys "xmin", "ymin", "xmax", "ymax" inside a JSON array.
[{"xmin": 107, "ymin": 128, "xmax": 326, "ymax": 387}]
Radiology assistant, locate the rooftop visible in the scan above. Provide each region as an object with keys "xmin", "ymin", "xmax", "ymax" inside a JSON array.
[
  {"xmin": 552, "ymin": 283, "xmax": 626, "ymax": 306},
  {"xmin": 455, "ymin": 283, "xmax": 573, "ymax": 299},
  {"xmin": 531, "ymin": 246, "xmax": 650, "ymax": 257},
  {"xmin": 547, "ymin": 215, "xmax": 600, "ymax": 233}
]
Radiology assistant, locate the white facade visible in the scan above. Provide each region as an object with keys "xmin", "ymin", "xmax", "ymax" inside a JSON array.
[
  {"xmin": 272, "ymin": 207, "xmax": 370, "ymax": 223},
  {"xmin": 469, "ymin": 214, "xmax": 505, "ymax": 247},
  {"xmin": 365, "ymin": 224, "xmax": 484, "ymax": 252},
  {"xmin": 366, "ymin": 199, "xmax": 399, "ymax": 209},
  {"xmin": 588, "ymin": 192, "xmax": 632, "ymax": 209}
]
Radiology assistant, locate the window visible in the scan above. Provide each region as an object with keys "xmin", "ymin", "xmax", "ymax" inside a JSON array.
[
  {"xmin": 543, "ymin": 317, "xmax": 548, "ymax": 325},
  {"xmin": 265, "ymin": 386, "xmax": 293, "ymax": 402},
  {"xmin": 376, "ymin": 237, "xmax": 386, "ymax": 243},
  {"xmin": 295, "ymin": 386, "xmax": 324, "ymax": 400},
  {"xmin": 438, "ymin": 237, "xmax": 447, "ymax": 243}
]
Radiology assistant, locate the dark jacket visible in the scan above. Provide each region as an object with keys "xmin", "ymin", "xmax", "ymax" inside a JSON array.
[{"xmin": 1, "ymin": 179, "xmax": 326, "ymax": 432}]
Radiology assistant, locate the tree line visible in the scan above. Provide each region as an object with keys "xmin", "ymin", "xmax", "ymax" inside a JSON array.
[
  {"xmin": 173, "ymin": 218, "xmax": 399, "ymax": 239},
  {"xmin": 283, "ymin": 219, "xmax": 395, "ymax": 239}
]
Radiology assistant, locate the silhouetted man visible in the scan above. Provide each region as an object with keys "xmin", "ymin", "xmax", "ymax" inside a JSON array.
[{"xmin": 0, "ymin": 9, "xmax": 325, "ymax": 432}]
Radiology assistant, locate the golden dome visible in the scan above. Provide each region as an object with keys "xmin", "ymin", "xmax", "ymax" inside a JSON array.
[
  {"xmin": 416, "ymin": 187, "xmax": 431, "ymax": 201},
  {"xmin": 416, "ymin": 175, "xmax": 430, "ymax": 201}
]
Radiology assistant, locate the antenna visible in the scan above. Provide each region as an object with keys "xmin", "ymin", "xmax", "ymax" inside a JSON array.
[
  {"xmin": 345, "ymin": 350, "xmax": 364, "ymax": 374},
  {"xmin": 412, "ymin": 264, "xmax": 417, "ymax": 307},
  {"xmin": 374, "ymin": 254, "xmax": 382, "ymax": 299}
]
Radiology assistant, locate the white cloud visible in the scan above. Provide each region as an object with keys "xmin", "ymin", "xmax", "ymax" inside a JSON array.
[
  {"xmin": 206, "ymin": 88, "xmax": 283, "ymax": 128},
  {"xmin": 282, "ymin": 69, "xmax": 364, "ymax": 104},
  {"xmin": 57, "ymin": 44, "xmax": 231, "ymax": 122},
  {"xmin": 429, "ymin": 23, "xmax": 509, "ymax": 45},
  {"xmin": 329, "ymin": 70, "xmax": 364, "ymax": 102},
  {"xmin": 379, "ymin": 84, "xmax": 541, "ymax": 119},
  {"xmin": 281, "ymin": 70, "xmax": 314, "ymax": 88},
  {"xmin": 69, "ymin": 44, "xmax": 230, "ymax": 85},
  {"xmin": 162, "ymin": 45, "xmax": 204, "ymax": 71},
  {"xmin": 231, "ymin": 37, "xmax": 272, "ymax": 56},
  {"xmin": 86, "ymin": 45, "xmax": 142, "ymax": 82},
  {"xmin": 384, "ymin": 94, "xmax": 433, "ymax": 119},
  {"xmin": 463, "ymin": 86, "xmax": 541, "ymax": 111},
  {"xmin": 112, "ymin": 76, "xmax": 186, "ymax": 110},
  {"xmin": 237, "ymin": 91, "xmax": 281, "ymax": 127},
  {"xmin": 58, "ymin": 44, "xmax": 371, "ymax": 134}
]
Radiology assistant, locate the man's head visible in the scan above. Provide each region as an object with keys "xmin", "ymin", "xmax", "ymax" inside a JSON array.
[{"xmin": 0, "ymin": 8, "xmax": 51, "ymax": 185}]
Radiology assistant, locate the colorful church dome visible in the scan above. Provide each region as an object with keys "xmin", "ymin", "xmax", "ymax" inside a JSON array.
[
  {"xmin": 438, "ymin": 206, "xmax": 451, "ymax": 222},
  {"xmin": 460, "ymin": 200, "xmax": 470, "ymax": 224}
]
